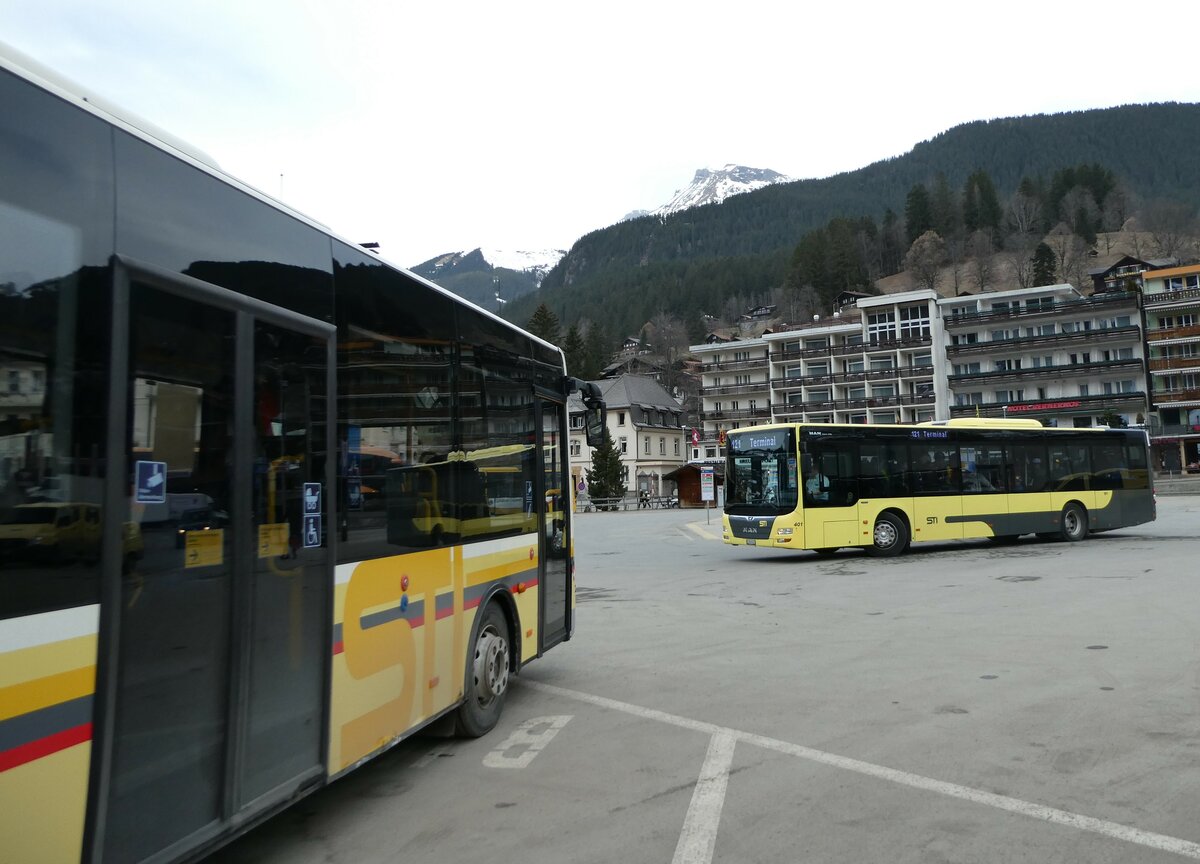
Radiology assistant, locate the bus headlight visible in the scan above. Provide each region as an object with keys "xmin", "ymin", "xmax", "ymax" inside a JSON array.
[{"xmin": 776, "ymin": 527, "xmax": 793, "ymax": 535}]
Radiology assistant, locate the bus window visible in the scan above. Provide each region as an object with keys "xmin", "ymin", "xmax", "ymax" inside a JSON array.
[
  {"xmin": 1049, "ymin": 440, "xmax": 1091, "ymax": 491},
  {"xmin": 802, "ymin": 438, "xmax": 858, "ymax": 508},
  {"xmin": 911, "ymin": 441, "xmax": 959, "ymax": 495},
  {"xmin": 726, "ymin": 428, "xmax": 798, "ymax": 513},
  {"xmin": 1091, "ymin": 440, "xmax": 1126, "ymax": 490},
  {"xmin": 959, "ymin": 441, "xmax": 1006, "ymax": 493},
  {"xmin": 858, "ymin": 441, "xmax": 910, "ymax": 498},
  {"xmin": 1123, "ymin": 440, "xmax": 1150, "ymax": 490},
  {"xmin": 1005, "ymin": 442, "xmax": 1048, "ymax": 493}
]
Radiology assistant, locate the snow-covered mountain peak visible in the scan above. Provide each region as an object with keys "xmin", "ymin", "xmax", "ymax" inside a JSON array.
[
  {"xmin": 478, "ymin": 247, "xmax": 566, "ymax": 275},
  {"xmin": 624, "ymin": 165, "xmax": 790, "ymax": 221}
]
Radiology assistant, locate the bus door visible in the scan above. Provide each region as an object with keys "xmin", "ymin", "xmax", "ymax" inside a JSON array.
[
  {"xmin": 536, "ymin": 396, "xmax": 570, "ymax": 650},
  {"xmin": 94, "ymin": 259, "xmax": 334, "ymax": 862}
]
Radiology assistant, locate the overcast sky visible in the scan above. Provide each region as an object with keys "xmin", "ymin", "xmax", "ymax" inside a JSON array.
[{"xmin": 3, "ymin": 1, "xmax": 1199, "ymax": 268}]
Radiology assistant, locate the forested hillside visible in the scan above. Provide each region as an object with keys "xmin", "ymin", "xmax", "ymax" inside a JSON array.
[{"xmin": 506, "ymin": 103, "xmax": 1200, "ymax": 348}]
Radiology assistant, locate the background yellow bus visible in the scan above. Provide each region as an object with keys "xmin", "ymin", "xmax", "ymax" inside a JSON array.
[{"xmin": 723, "ymin": 419, "xmax": 1155, "ymax": 557}]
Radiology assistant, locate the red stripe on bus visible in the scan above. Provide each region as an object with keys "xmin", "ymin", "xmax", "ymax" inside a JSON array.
[
  {"xmin": 332, "ymin": 640, "xmax": 344, "ymax": 655},
  {"xmin": 0, "ymin": 723, "xmax": 92, "ymax": 773}
]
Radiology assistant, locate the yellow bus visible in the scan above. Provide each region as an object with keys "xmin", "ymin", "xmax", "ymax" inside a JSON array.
[
  {"xmin": 722, "ymin": 419, "xmax": 1155, "ymax": 557},
  {"xmin": 0, "ymin": 44, "xmax": 606, "ymax": 864}
]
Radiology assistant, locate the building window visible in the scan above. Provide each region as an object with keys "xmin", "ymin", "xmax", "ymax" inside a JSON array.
[
  {"xmin": 570, "ymin": 440, "xmax": 581, "ymax": 456},
  {"xmin": 659, "ymin": 437, "xmax": 665, "ymax": 455},
  {"xmin": 7, "ymin": 370, "xmax": 17, "ymax": 393},
  {"xmin": 644, "ymin": 437, "xmax": 650, "ymax": 454},
  {"xmin": 619, "ymin": 437, "xmax": 628, "ymax": 454},
  {"xmin": 674, "ymin": 439, "xmax": 680, "ymax": 456},
  {"xmin": 867, "ymin": 310, "xmax": 897, "ymax": 343},
  {"xmin": 618, "ymin": 412, "xmax": 626, "ymax": 426},
  {"xmin": 898, "ymin": 305, "xmax": 930, "ymax": 339},
  {"xmin": 31, "ymin": 370, "xmax": 44, "ymax": 393}
]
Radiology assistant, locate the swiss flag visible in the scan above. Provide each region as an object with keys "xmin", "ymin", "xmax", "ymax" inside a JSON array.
[{"xmin": 690, "ymin": 427, "xmax": 700, "ymax": 446}]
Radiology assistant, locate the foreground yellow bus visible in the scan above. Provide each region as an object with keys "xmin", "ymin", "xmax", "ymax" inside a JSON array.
[
  {"xmin": 0, "ymin": 44, "xmax": 606, "ymax": 864},
  {"xmin": 723, "ymin": 419, "xmax": 1155, "ymax": 556}
]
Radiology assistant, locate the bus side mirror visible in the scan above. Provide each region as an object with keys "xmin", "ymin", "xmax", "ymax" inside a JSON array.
[
  {"xmin": 584, "ymin": 404, "xmax": 606, "ymax": 448},
  {"xmin": 568, "ymin": 377, "xmax": 607, "ymax": 449}
]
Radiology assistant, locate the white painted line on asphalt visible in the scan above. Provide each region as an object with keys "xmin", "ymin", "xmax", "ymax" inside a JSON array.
[
  {"xmin": 523, "ymin": 680, "xmax": 1200, "ymax": 860},
  {"xmin": 672, "ymin": 732, "xmax": 736, "ymax": 864},
  {"xmin": 483, "ymin": 715, "xmax": 573, "ymax": 769}
]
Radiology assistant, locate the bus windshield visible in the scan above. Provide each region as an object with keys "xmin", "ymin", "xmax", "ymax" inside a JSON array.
[{"xmin": 725, "ymin": 428, "xmax": 799, "ymax": 514}]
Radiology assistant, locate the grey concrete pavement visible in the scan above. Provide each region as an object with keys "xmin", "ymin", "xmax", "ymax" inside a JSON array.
[{"xmin": 213, "ymin": 497, "xmax": 1200, "ymax": 864}]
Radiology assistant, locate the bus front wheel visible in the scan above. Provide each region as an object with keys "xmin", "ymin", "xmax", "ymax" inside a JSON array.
[
  {"xmin": 455, "ymin": 603, "xmax": 511, "ymax": 737},
  {"xmin": 1060, "ymin": 503, "xmax": 1088, "ymax": 542},
  {"xmin": 868, "ymin": 512, "xmax": 909, "ymax": 557}
]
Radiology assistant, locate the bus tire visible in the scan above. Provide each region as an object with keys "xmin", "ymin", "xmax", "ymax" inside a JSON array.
[
  {"xmin": 455, "ymin": 602, "xmax": 511, "ymax": 738},
  {"xmin": 1060, "ymin": 503, "xmax": 1088, "ymax": 542},
  {"xmin": 868, "ymin": 512, "xmax": 909, "ymax": 557}
]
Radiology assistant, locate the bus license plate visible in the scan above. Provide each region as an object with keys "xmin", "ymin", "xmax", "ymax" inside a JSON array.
[{"xmin": 745, "ymin": 539, "xmax": 756, "ymax": 545}]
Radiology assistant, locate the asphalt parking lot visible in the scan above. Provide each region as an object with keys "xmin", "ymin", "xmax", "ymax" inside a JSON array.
[{"xmin": 215, "ymin": 497, "xmax": 1200, "ymax": 864}]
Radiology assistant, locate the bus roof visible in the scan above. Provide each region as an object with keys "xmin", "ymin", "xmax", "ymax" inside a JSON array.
[{"xmin": 918, "ymin": 418, "xmax": 1045, "ymax": 429}]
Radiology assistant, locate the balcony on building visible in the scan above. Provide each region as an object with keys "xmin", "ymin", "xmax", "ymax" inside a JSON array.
[
  {"xmin": 946, "ymin": 324, "xmax": 1141, "ymax": 357},
  {"xmin": 948, "ymin": 390, "xmax": 1147, "ymax": 419},
  {"xmin": 942, "ymin": 292, "xmax": 1138, "ymax": 330}
]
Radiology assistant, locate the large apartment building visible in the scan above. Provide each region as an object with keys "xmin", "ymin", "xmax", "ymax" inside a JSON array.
[
  {"xmin": 1141, "ymin": 263, "xmax": 1200, "ymax": 470},
  {"xmin": 690, "ymin": 283, "xmax": 1150, "ymax": 457},
  {"xmin": 940, "ymin": 284, "xmax": 1147, "ymax": 428}
]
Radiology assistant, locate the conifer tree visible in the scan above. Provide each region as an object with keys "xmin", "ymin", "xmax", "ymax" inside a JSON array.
[
  {"xmin": 1031, "ymin": 243, "xmax": 1057, "ymax": 287},
  {"xmin": 527, "ymin": 303, "xmax": 561, "ymax": 345},
  {"xmin": 562, "ymin": 323, "xmax": 585, "ymax": 375},
  {"xmin": 585, "ymin": 429, "xmax": 625, "ymax": 509},
  {"xmin": 581, "ymin": 323, "xmax": 610, "ymax": 379},
  {"xmin": 904, "ymin": 184, "xmax": 933, "ymax": 245}
]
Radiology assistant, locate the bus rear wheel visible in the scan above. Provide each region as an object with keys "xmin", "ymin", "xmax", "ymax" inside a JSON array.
[
  {"xmin": 455, "ymin": 603, "xmax": 511, "ymax": 738},
  {"xmin": 1060, "ymin": 503, "xmax": 1088, "ymax": 542},
  {"xmin": 867, "ymin": 512, "xmax": 909, "ymax": 557}
]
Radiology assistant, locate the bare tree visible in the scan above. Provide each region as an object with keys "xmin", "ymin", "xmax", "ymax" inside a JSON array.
[
  {"xmin": 1046, "ymin": 223, "xmax": 1087, "ymax": 287},
  {"xmin": 1005, "ymin": 189, "xmax": 1041, "ymax": 237},
  {"xmin": 904, "ymin": 230, "xmax": 945, "ymax": 293},
  {"xmin": 1141, "ymin": 198, "xmax": 1197, "ymax": 260},
  {"xmin": 967, "ymin": 230, "xmax": 994, "ymax": 292},
  {"xmin": 649, "ymin": 311, "xmax": 691, "ymax": 393},
  {"xmin": 944, "ymin": 234, "xmax": 967, "ymax": 295},
  {"xmin": 1003, "ymin": 230, "xmax": 1039, "ymax": 290},
  {"xmin": 1101, "ymin": 180, "xmax": 1137, "ymax": 253}
]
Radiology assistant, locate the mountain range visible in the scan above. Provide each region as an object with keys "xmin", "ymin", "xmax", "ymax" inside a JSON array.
[
  {"xmin": 622, "ymin": 164, "xmax": 791, "ymax": 221},
  {"xmin": 409, "ymin": 165, "xmax": 787, "ymax": 309},
  {"xmin": 503, "ymin": 102, "xmax": 1200, "ymax": 341}
]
